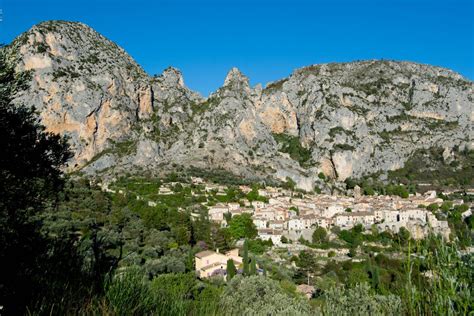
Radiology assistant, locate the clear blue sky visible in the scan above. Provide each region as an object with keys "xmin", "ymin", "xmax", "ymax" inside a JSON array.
[{"xmin": 1, "ymin": 0, "xmax": 473, "ymax": 96}]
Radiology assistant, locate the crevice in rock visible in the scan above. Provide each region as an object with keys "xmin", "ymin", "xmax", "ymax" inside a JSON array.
[{"xmin": 329, "ymin": 151, "xmax": 339, "ymax": 180}]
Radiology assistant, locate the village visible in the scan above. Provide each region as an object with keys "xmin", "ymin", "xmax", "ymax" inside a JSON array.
[
  {"xmin": 119, "ymin": 176, "xmax": 465, "ymax": 246},
  {"xmin": 104, "ymin": 176, "xmax": 472, "ymax": 281},
  {"xmin": 198, "ymin": 179, "xmax": 454, "ymax": 244}
]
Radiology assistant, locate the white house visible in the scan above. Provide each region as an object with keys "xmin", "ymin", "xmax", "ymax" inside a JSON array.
[{"xmin": 258, "ymin": 229, "xmax": 283, "ymax": 246}]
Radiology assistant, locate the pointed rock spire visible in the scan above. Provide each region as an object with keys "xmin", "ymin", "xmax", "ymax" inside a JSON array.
[
  {"xmin": 223, "ymin": 67, "xmax": 249, "ymax": 88},
  {"xmin": 160, "ymin": 67, "xmax": 185, "ymax": 88}
]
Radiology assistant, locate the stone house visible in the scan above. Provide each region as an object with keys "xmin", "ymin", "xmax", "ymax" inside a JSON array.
[
  {"xmin": 288, "ymin": 218, "xmax": 305, "ymax": 230},
  {"xmin": 208, "ymin": 203, "xmax": 229, "ymax": 222},
  {"xmin": 268, "ymin": 220, "xmax": 286, "ymax": 230},
  {"xmin": 195, "ymin": 249, "xmax": 242, "ymax": 278},
  {"xmin": 253, "ymin": 217, "xmax": 268, "ymax": 229},
  {"xmin": 335, "ymin": 211, "xmax": 375, "ymax": 229},
  {"xmin": 258, "ymin": 229, "xmax": 283, "ymax": 246}
]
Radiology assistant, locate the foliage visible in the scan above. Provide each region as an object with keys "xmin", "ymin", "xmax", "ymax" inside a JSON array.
[
  {"xmin": 227, "ymin": 213, "xmax": 257, "ymax": 240},
  {"xmin": 250, "ymin": 257, "xmax": 257, "ymax": 275},
  {"xmin": 226, "ymin": 259, "xmax": 237, "ymax": 281},
  {"xmin": 246, "ymin": 185, "xmax": 269, "ymax": 203},
  {"xmin": 243, "ymin": 239, "xmax": 250, "ymax": 276},
  {"xmin": 312, "ymin": 227, "xmax": 328, "ymax": 244},
  {"xmin": 282, "ymin": 176, "xmax": 297, "ymax": 191},
  {"xmin": 0, "ymin": 49, "xmax": 73, "ymax": 314},
  {"xmin": 322, "ymin": 283, "xmax": 402, "ymax": 316},
  {"xmin": 220, "ymin": 275, "xmax": 311, "ymax": 315},
  {"xmin": 273, "ymin": 133, "xmax": 313, "ymax": 167},
  {"xmin": 248, "ymin": 238, "xmax": 273, "ymax": 254},
  {"xmin": 388, "ymin": 147, "xmax": 474, "ymax": 188},
  {"xmin": 105, "ymin": 270, "xmax": 222, "ymax": 315},
  {"xmin": 402, "ymin": 236, "xmax": 474, "ymax": 315},
  {"xmin": 105, "ymin": 267, "xmax": 153, "ymax": 315}
]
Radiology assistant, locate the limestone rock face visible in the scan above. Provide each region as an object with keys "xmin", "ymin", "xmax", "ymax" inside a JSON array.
[
  {"xmin": 8, "ymin": 21, "xmax": 150, "ymax": 167},
  {"xmin": 6, "ymin": 21, "xmax": 474, "ymax": 189}
]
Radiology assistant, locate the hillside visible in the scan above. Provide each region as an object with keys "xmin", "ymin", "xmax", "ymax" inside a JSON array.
[{"xmin": 5, "ymin": 20, "xmax": 474, "ymax": 190}]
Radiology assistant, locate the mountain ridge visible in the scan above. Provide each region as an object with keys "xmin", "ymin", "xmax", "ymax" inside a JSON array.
[{"xmin": 4, "ymin": 20, "xmax": 474, "ymax": 191}]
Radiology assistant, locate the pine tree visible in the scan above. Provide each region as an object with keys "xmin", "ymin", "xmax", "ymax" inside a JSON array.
[{"xmin": 226, "ymin": 259, "xmax": 237, "ymax": 281}]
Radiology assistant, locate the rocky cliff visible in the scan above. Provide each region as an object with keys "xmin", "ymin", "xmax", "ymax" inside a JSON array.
[{"xmin": 5, "ymin": 21, "xmax": 474, "ymax": 190}]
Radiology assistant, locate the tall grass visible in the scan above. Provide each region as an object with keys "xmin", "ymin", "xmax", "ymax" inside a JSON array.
[
  {"xmin": 104, "ymin": 269, "xmax": 222, "ymax": 315},
  {"xmin": 403, "ymin": 235, "xmax": 473, "ymax": 315},
  {"xmin": 105, "ymin": 267, "xmax": 154, "ymax": 315}
]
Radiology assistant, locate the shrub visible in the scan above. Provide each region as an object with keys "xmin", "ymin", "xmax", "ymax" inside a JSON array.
[
  {"xmin": 273, "ymin": 133, "xmax": 312, "ymax": 167},
  {"xmin": 220, "ymin": 275, "xmax": 311, "ymax": 315},
  {"xmin": 322, "ymin": 283, "xmax": 401, "ymax": 316},
  {"xmin": 427, "ymin": 203, "xmax": 439, "ymax": 212}
]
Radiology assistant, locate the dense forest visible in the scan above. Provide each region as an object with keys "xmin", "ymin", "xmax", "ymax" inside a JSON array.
[{"xmin": 0, "ymin": 49, "xmax": 473, "ymax": 315}]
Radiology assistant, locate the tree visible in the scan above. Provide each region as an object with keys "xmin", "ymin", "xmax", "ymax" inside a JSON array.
[
  {"xmin": 0, "ymin": 49, "xmax": 72, "ymax": 313},
  {"xmin": 397, "ymin": 227, "xmax": 411, "ymax": 245},
  {"xmin": 297, "ymin": 250, "xmax": 319, "ymax": 277},
  {"xmin": 440, "ymin": 201, "xmax": 453, "ymax": 212},
  {"xmin": 227, "ymin": 213, "xmax": 257, "ymax": 240},
  {"xmin": 220, "ymin": 276, "xmax": 311, "ymax": 315},
  {"xmin": 283, "ymin": 177, "xmax": 296, "ymax": 191},
  {"xmin": 243, "ymin": 239, "xmax": 250, "ymax": 276},
  {"xmin": 226, "ymin": 259, "xmax": 237, "ymax": 280},
  {"xmin": 312, "ymin": 227, "xmax": 328, "ymax": 244},
  {"xmin": 348, "ymin": 246, "xmax": 357, "ymax": 258},
  {"xmin": 353, "ymin": 224, "xmax": 364, "ymax": 234},
  {"xmin": 250, "ymin": 257, "xmax": 257, "ymax": 275}
]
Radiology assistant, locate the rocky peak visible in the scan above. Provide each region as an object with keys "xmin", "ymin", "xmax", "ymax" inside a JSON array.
[
  {"xmin": 223, "ymin": 67, "xmax": 250, "ymax": 89},
  {"xmin": 157, "ymin": 67, "xmax": 185, "ymax": 88},
  {"xmin": 7, "ymin": 20, "xmax": 150, "ymax": 168},
  {"xmin": 6, "ymin": 21, "xmax": 473, "ymax": 191},
  {"xmin": 11, "ymin": 20, "xmax": 146, "ymax": 80}
]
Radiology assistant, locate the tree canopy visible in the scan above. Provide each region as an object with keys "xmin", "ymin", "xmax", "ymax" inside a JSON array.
[
  {"xmin": 0, "ymin": 48, "xmax": 72, "ymax": 313},
  {"xmin": 227, "ymin": 213, "xmax": 257, "ymax": 240}
]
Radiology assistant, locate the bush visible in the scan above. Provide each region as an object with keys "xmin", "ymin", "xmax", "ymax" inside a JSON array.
[
  {"xmin": 220, "ymin": 275, "xmax": 311, "ymax": 315},
  {"xmin": 312, "ymin": 227, "xmax": 328, "ymax": 244},
  {"xmin": 427, "ymin": 203, "xmax": 439, "ymax": 212},
  {"xmin": 322, "ymin": 283, "xmax": 401, "ymax": 316},
  {"xmin": 273, "ymin": 133, "xmax": 312, "ymax": 167}
]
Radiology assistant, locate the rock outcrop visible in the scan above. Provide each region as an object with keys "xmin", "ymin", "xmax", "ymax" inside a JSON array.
[{"xmin": 5, "ymin": 21, "xmax": 474, "ymax": 190}]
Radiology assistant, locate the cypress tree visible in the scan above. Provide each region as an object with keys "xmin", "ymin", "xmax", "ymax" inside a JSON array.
[
  {"xmin": 226, "ymin": 259, "xmax": 237, "ymax": 281},
  {"xmin": 250, "ymin": 257, "xmax": 257, "ymax": 275},
  {"xmin": 243, "ymin": 239, "xmax": 249, "ymax": 276}
]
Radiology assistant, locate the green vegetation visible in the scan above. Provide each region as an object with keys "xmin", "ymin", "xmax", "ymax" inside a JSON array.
[
  {"xmin": 226, "ymin": 259, "xmax": 237, "ymax": 280},
  {"xmin": 220, "ymin": 275, "xmax": 310, "ymax": 314},
  {"xmin": 312, "ymin": 227, "xmax": 328, "ymax": 244},
  {"xmin": 273, "ymin": 132, "xmax": 313, "ymax": 166},
  {"xmin": 1, "ymin": 52, "xmax": 472, "ymax": 315},
  {"xmin": 246, "ymin": 184, "xmax": 269, "ymax": 203},
  {"xmin": 263, "ymin": 78, "xmax": 288, "ymax": 93},
  {"xmin": 388, "ymin": 147, "xmax": 474, "ymax": 188},
  {"xmin": 345, "ymin": 177, "xmax": 413, "ymax": 198},
  {"xmin": 227, "ymin": 214, "xmax": 257, "ymax": 240},
  {"xmin": 0, "ymin": 50, "xmax": 73, "ymax": 314}
]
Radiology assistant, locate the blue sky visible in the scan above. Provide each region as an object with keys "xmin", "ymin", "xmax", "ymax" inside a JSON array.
[{"xmin": 1, "ymin": 0, "xmax": 473, "ymax": 96}]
